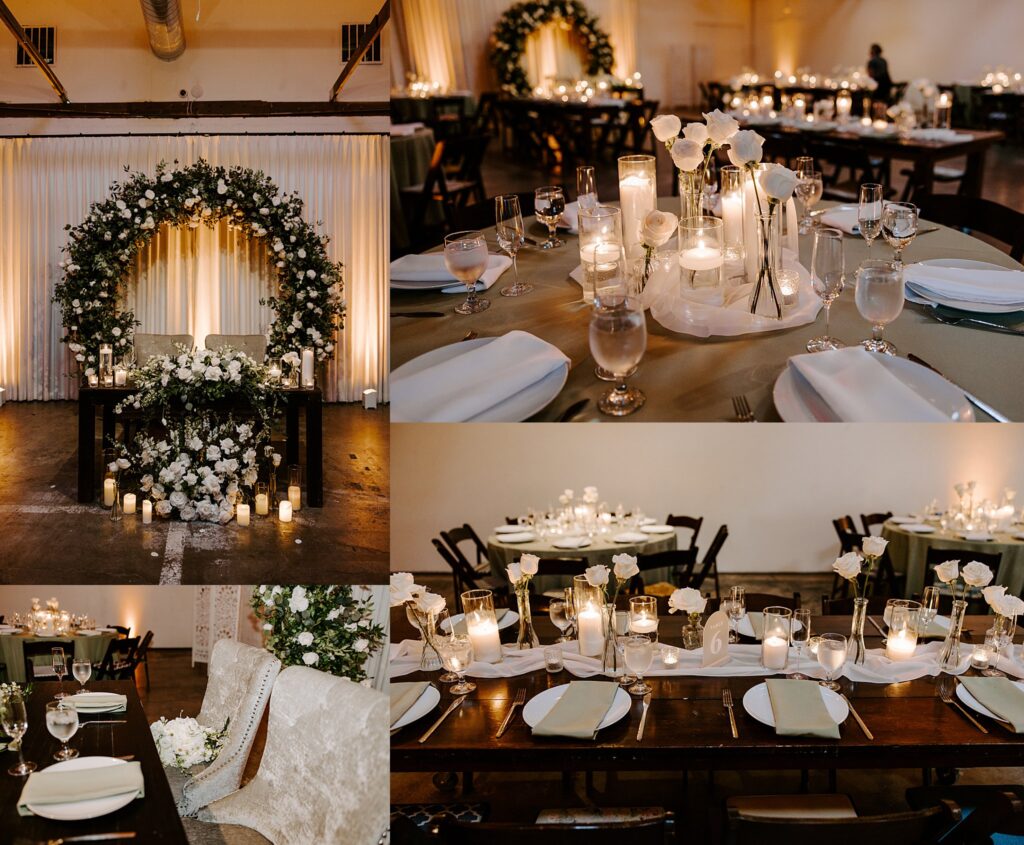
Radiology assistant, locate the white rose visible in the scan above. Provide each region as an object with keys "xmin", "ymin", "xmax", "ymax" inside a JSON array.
[
  {"xmin": 507, "ymin": 562, "xmax": 523, "ymax": 584},
  {"xmin": 962, "ymin": 561, "xmax": 994, "ymax": 588},
  {"xmin": 993, "ymin": 594, "xmax": 1024, "ymax": 619},
  {"xmin": 519, "ymin": 553, "xmax": 539, "ymax": 576},
  {"xmin": 668, "ymin": 587, "xmax": 706, "ymax": 614},
  {"xmin": 934, "ymin": 560, "xmax": 960, "ymax": 584},
  {"xmin": 169, "ymin": 490, "xmax": 188, "ymax": 509},
  {"xmin": 415, "ymin": 591, "xmax": 446, "ymax": 615},
  {"xmin": 584, "ymin": 564, "xmax": 609, "ymax": 587},
  {"xmin": 612, "ymin": 553, "xmax": 639, "ymax": 581},
  {"xmin": 760, "ymin": 163, "xmax": 799, "ymax": 201},
  {"xmin": 301, "ymin": 652, "xmax": 319, "ymax": 666},
  {"xmin": 682, "ymin": 122, "xmax": 709, "ymax": 146},
  {"xmin": 295, "ymin": 631, "xmax": 315, "ymax": 647},
  {"xmin": 670, "ymin": 137, "xmax": 704, "ymax": 172},
  {"xmin": 354, "ymin": 638, "xmax": 369, "ymax": 652},
  {"xmin": 641, "ymin": 209, "xmax": 678, "ymax": 248},
  {"xmin": 703, "ymin": 109, "xmax": 740, "ymax": 144},
  {"xmin": 983, "ymin": 585, "xmax": 1007, "ymax": 608},
  {"xmin": 726, "ymin": 130, "xmax": 765, "ymax": 167},
  {"xmin": 650, "ymin": 113, "xmax": 682, "ymax": 143},
  {"xmin": 389, "ymin": 573, "xmax": 421, "ymax": 606},
  {"xmin": 862, "ymin": 536, "xmax": 888, "ymax": 558},
  {"xmin": 832, "ymin": 552, "xmax": 863, "ymax": 580},
  {"xmin": 289, "ymin": 586, "xmax": 309, "ymax": 613}
]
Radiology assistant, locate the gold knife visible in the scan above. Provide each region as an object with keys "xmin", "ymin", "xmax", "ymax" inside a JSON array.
[
  {"xmin": 636, "ymin": 692, "xmax": 652, "ymax": 741},
  {"xmin": 839, "ymin": 693, "xmax": 874, "ymax": 739},
  {"xmin": 418, "ymin": 695, "xmax": 467, "ymax": 744}
]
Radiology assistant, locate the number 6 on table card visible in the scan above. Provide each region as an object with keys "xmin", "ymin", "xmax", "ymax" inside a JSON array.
[{"xmin": 702, "ymin": 610, "xmax": 731, "ymax": 668}]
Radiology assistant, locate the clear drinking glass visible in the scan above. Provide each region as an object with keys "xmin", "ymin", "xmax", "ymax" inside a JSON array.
[
  {"xmin": 727, "ymin": 586, "xmax": 746, "ymax": 643},
  {"xmin": 589, "ymin": 294, "xmax": 647, "ymax": 416},
  {"xmin": 789, "ymin": 609, "xmax": 812, "ymax": 679},
  {"xmin": 807, "ymin": 227, "xmax": 846, "ymax": 352},
  {"xmin": 535, "ymin": 185, "xmax": 566, "ymax": 250},
  {"xmin": 495, "ymin": 194, "xmax": 533, "ymax": 296},
  {"xmin": 795, "ymin": 170, "xmax": 824, "ymax": 234},
  {"xmin": 51, "ymin": 647, "xmax": 67, "ymax": 700},
  {"xmin": 623, "ymin": 635, "xmax": 654, "ymax": 695},
  {"xmin": 614, "ymin": 635, "xmax": 638, "ymax": 686},
  {"xmin": 919, "ymin": 587, "xmax": 940, "ymax": 628},
  {"xmin": 793, "ymin": 156, "xmax": 814, "ymax": 178},
  {"xmin": 881, "ymin": 201, "xmax": 919, "ymax": 267},
  {"xmin": 858, "ymin": 183, "xmax": 883, "ymax": 254},
  {"xmin": 816, "ymin": 632, "xmax": 847, "ymax": 691},
  {"xmin": 1, "ymin": 690, "xmax": 37, "ymax": 776},
  {"xmin": 437, "ymin": 635, "xmax": 476, "ymax": 695},
  {"xmin": 72, "ymin": 659, "xmax": 91, "ymax": 691},
  {"xmin": 577, "ymin": 166, "xmax": 598, "ymax": 212},
  {"xmin": 628, "ymin": 596, "xmax": 658, "ymax": 640},
  {"xmin": 45, "ymin": 700, "xmax": 79, "ymax": 761},
  {"xmin": 444, "ymin": 230, "xmax": 490, "ymax": 316},
  {"xmin": 549, "ymin": 599, "xmax": 571, "ymax": 643},
  {"xmin": 855, "ymin": 259, "xmax": 904, "ymax": 355}
]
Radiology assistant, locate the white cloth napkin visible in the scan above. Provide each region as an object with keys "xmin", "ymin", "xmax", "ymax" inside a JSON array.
[
  {"xmin": 818, "ymin": 206, "xmax": 860, "ymax": 235},
  {"xmin": 552, "ymin": 536, "xmax": 590, "ymax": 549},
  {"xmin": 787, "ymin": 347, "xmax": 950, "ymax": 422},
  {"xmin": 391, "ymin": 330, "xmax": 569, "ymax": 423},
  {"xmin": 909, "ymin": 128, "xmax": 968, "ymax": 143},
  {"xmin": 559, "ymin": 201, "xmax": 580, "ymax": 234},
  {"xmin": 958, "ymin": 531, "xmax": 994, "ymax": 541},
  {"xmin": 389, "ymin": 254, "xmax": 512, "ymax": 292},
  {"xmin": 613, "ymin": 532, "xmax": 648, "ymax": 543},
  {"xmin": 903, "ymin": 263, "xmax": 1024, "ymax": 306},
  {"xmin": 496, "ymin": 531, "xmax": 535, "ymax": 543}
]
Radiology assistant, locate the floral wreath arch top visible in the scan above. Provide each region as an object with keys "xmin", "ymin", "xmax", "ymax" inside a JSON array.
[
  {"xmin": 490, "ymin": 0, "xmax": 616, "ymax": 96},
  {"xmin": 54, "ymin": 159, "xmax": 345, "ymax": 374}
]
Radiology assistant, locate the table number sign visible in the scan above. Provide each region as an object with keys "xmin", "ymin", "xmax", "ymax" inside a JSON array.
[{"xmin": 702, "ymin": 610, "xmax": 730, "ymax": 668}]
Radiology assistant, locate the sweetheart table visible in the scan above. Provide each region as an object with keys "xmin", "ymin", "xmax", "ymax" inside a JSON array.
[
  {"xmin": 0, "ymin": 631, "xmax": 117, "ymax": 684},
  {"xmin": 391, "ymin": 200, "xmax": 1023, "ymax": 421}
]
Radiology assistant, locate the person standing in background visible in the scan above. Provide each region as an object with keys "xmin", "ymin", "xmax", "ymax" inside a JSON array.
[{"xmin": 867, "ymin": 43, "xmax": 894, "ymax": 103}]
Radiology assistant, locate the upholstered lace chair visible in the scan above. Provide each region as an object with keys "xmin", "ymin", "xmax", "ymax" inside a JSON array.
[
  {"xmin": 134, "ymin": 333, "xmax": 193, "ymax": 364},
  {"xmin": 166, "ymin": 639, "xmax": 281, "ymax": 818},
  {"xmin": 184, "ymin": 666, "xmax": 388, "ymax": 845},
  {"xmin": 204, "ymin": 334, "xmax": 267, "ymax": 363}
]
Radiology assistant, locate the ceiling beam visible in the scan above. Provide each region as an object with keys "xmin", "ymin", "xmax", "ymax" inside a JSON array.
[
  {"xmin": 330, "ymin": 0, "xmax": 389, "ymax": 103},
  {"xmin": 0, "ymin": 0, "xmax": 69, "ymax": 103}
]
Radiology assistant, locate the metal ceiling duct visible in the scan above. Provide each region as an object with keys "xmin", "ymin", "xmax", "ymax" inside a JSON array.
[{"xmin": 139, "ymin": 0, "xmax": 185, "ymax": 61}]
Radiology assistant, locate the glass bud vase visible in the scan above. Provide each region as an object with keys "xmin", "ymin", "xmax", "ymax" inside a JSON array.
[
  {"xmin": 678, "ymin": 169, "xmax": 703, "ymax": 222},
  {"xmin": 406, "ymin": 605, "xmax": 442, "ymax": 672},
  {"xmin": 938, "ymin": 599, "xmax": 968, "ymax": 672},
  {"xmin": 514, "ymin": 587, "xmax": 539, "ymax": 650},
  {"xmin": 682, "ymin": 612, "xmax": 704, "ymax": 650},
  {"xmin": 849, "ymin": 597, "xmax": 868, "ymax": 665},
  {"xmin": 748, "ymin": 210, "xmax": 785, "ymax": 319}
]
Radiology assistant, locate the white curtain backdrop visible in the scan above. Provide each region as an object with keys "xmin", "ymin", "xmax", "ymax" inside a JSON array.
[{"xmin": 0, "ymin": 133, "xmax": 389, "ymax": 403}]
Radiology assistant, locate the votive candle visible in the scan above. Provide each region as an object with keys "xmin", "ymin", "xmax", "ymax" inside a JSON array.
[
  {"xmin": 142, "ymin": 499, "xmax": 152, "ymax": 524},
  {"xmin": 255, "ymin": 493, "xmax": 269, "ymax": 516},
  {"xmin": 288, "ymin": 485, "xmax": 302, "ymax": 511},
  {"xmin": 762, "ymin": 635, "xmax": 789, "ymax": 669},
  {"xmin": 279, "ymin": 500, "xmax": 293, "ymax": 522},
  {"xmin": 236, "ymin": 503, "xmax": 250, "ymax": 527},
  {"xmin": 122, "ymin": 493, "xmax": 136, "ymax": 514}
]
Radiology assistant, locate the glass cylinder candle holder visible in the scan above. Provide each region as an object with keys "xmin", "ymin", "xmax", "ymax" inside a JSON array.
[
  {"xmin": 99, "ymin": 344, "xmax": 114, "ymax": 386},
  {"xmin": 461, "ymin": 589, "xmax": 503, "ymax": 663},
  {"xmin": 87, "ymin": 373, "xmax": 99, "ymax": 387},
  {"xmin": 543, "ymin": 645, "xmax": 564, "ymax": 673},
  {"xmin": 300, "ymin": 348, "xmax": 315, "ymax": 388},
  {"xmin": 678, "ymin": 216, "xmax": 724, "ymax": 289},
  {"xmin": 885, "ymin": 602, "xmax": 919, "ymax": 660},
  {"xmin": 268, "ymin": 359, "xmax": 283, "ymax": 382},
  {"xmin": 835, "ymin": 90, "xmax": 853, "ymax": 122},
  {"xmin": 288, "ymin": 465, "xmax": 302, "ymax": 512},
  {"xmin": 934, "ymin": 93, "xmax": 953, "ymax": 129},
  {"xmin": 720, "ymin": 165, "xmax": 745, "ymax": 261},
  {"xmin": 617, "ymin": 155, "xmax": 657, "ymax": 260},
  {"xmin": 760, "ymin": 606, "xmax": 792, "ymax": 670},
  {"xmin": 628, "ymin": 595, "xmax": 658, "ymax": 639},
  {"xmin": 572, "ymin": 575, "xmax": 607, "ymax": 658},
  {"xmin": 113, "ymin": 363, "xmax": 128, "ymax": 387},
  {"xmin": 578, "ymin": 206, "xmax": 625, "ymax": 304},
  {"xmin": 254, "ymin": 482, "xmax": 269, "ymax": 516}
]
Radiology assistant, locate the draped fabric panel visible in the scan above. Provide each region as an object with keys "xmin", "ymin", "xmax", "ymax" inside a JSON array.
[
  {"xmin": 394, "ymin": 0, "xmax": 469, "ymax": 92},
  {"xmin": 523, "ymin": 22, "xmax": 588, "ymax": 88},
  {"xmin": 0, "ymin": 133, "xmax": 389, "ymax": 403}
]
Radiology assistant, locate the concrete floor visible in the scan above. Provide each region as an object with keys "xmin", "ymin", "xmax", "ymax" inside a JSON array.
[{"xmin": 0, "ymin": 402, "xmax": 389, "ymax": 584}]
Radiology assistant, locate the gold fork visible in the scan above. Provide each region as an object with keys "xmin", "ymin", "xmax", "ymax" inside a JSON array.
[
  {"xmin": 939, "ymin": 689, "xmax": 988, "ymax": 734},
  {"xmin": 722, "ymin": 689, "xmax": 738, "ymax": 738},
  {"xmin": 731, "ymin": 395, "xmax": 755, "ymax": 423}
]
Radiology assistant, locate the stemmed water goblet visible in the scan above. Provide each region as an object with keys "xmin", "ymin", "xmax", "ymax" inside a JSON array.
[
  {"xmin": 72, "ymin": 659, "xmax": 92, "ymax": 692},
  {"xmin": 437, "ymin": 635, "xmax": 476, "ymax": 695},
  {"xmin": 855, "ymin": 259, "xmax": 904, "ymax": 355},
  {"xmin": 858, "ymin": 183, "xmax": 883, "ymax": 254},
  {"xmin": 576, "ymin": 166, "xmax": 598, "ymax": 212},
  {"xmin": 535, "ymin": 186, "xmax": 566, "ymax": 250},
  {"xmin": 789, "ymin": 609, "xmax": 812, "ymax": 679},
  {"xmin": 816, "ymin": 632, "xmax": 847, "ymax": 691},
  {"xmin": 795, "ymin": 169, "xmax": 823, "ymax": 234},
  {"xmin": 881, "ymin": 201, "xmax": 918, "ymax": 267},
  {"xmin": 443, "ymin": 230, "xmax": 490, "ymax": 315},
  {"xmin": 52, "ymin": 647, "xmax": 68, "ymax": 699},
  {"xmin": 614, "ymin": 635, "xmax": 638, "ymax": 687},
  {"xmin": 623, "ymin": 635, "xmax": 654, "ymax": 696},
  {"xmin": 495, "ymin": 194, "xmax": 533, "ymax": 296},
  {"xmin": 727, "ymin": 586, "xmax": 746, "ymax": 643},
  {"xmin": 919, "ymin": 587, "xmax": 940, "ymax": 629},
  {"xmin": 806, "ymin": 227, "xmax": 846, "ymax": 352},
  {"xmin": 589, "ymin": 294, "xmax": 647, "ymax": 416},
  {"xmin": 45, "ymin": 700, "xmax": 79, "ymax": 761},
  {"xmin": 562, "ymin": 587, "xmax": 576, "ymax": 639},
  {"xmin": 549, "ymin": 599, "xmax": 572, "ymax": 643},
  {"xmin": 1, "ymin": 689, "xmax": 37, "ymax": 776},
  {"xmin": 981, "ymin": 619, "xmax": 1016, "ymax": 678}
]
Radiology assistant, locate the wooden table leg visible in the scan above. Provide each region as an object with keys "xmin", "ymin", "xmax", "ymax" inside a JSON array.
[
  {"xmin": 962, "ymin": 149, "xmax": 987, "ymax": 197},
  {"xmin": 306, "ymin": 392, "xmax": 323, "ymax": 507},
  {"xmin": 285, "ymin": 396, "xmax": 300, "ymax": 467},
  {"xmin": 910, "ymin": 156, "xmax": 936, "ymax": 200},
  {"xmin": 101, "ymin": 401, "xmax": 115, "ymax": 449},
  {"xmin": 78, "ymin": 395, "xmax": 94, "ymax": 503}
]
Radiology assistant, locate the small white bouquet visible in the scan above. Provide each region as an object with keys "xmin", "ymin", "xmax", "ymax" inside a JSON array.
[{"xmin": 150, "ymin": 715, "xmax": 229, "ymax": 773}]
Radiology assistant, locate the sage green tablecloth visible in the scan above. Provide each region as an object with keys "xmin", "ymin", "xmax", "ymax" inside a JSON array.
[
  {"xmin": 392, "ymin": 199, "xmax": 1024, "ymax": 421},
  {"xmin": 0, "ymin": 633, "xmax": 116, "ymax": 684},
  {"xmin": 391, "ymin": 128, "xmax": 438, "ymax": 252},
  {"xmin": 882, "ymin": 521, "xmax": 1024, "ymax": 599},
  {"xmin": 488, "ymin": 532, "xmax": 677, "ymax": 594}
]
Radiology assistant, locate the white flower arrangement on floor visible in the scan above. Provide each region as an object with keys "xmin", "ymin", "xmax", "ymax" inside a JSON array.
[{"xmin": 150, "ymin": 715, "xmax": 230, "ymax": 774}]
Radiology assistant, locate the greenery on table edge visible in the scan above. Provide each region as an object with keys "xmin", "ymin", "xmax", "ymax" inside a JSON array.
[
  {"xmin": 53, "ymin": 159, "xmax": 345, "ymax": 375},
  {"xmin": 252, "ymin": 586, "xmax": 384, "ymax": 683},
  {"xmin": 490, "ymin": 0, "xmax": 615, "ymax": 96}
]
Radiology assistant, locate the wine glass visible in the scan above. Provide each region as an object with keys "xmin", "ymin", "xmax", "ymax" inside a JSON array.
[
  {"xmin": 51, "ymin": 647, "xmax": 67, "ymax": 699},
  {"xmin": 858, "ymin": 183, "xmax": 883, "ymax": 254},
  {"xmin": 727, "ymin": 586, "xmax": 746, "ymax": 643},
  {"xmin": 495, "ymin": 194, "xmax": 533, "ymax": 297},
  {"xmin": 1, "ymin": 689, "xmax": 37, "ymax": 776},
  {"xmin": 919, "ymin": 587, "xmax": 940, "ymax": 629},
  {"xmin": 881, "ymin": 201, "xmax": 918, "ymax": 267},
  {"xmin": 623, "ymin": 635, "xmax": 654, "ymax": 696},
  {"xmin": 549, "ymin": 599, "xmax": 571, "ymax": 643},
  {"xmin": 437, "ymin": 635, "xmax": 476, "ymax": 695},
  {"xmin": 576, "ymin": 165, "xmax": 598, "ymax": 212},
  {"xmin": 806, "ymin": 227, "xmax": 846, "ymax": 352},
  {"xmin": 589, "ymin": 294, "xmax": 647, "ymax": 416},
  {"xmin": 816, "ymin": 632, "xmax": 847, "ymax": 691},
  {"xmin": 535, "ymin": 186, "xmax": 566, "ymax": 250},
  {"xmin": 45, "ymin": 700, "xmax": 79, "ymax": 761},
  {"xmin": 72, "ymin": 659, "xmax": 92, "ymax": 692},
  {"xmin": 795, "ymin": 169, "xmax": 823, "ymax": 234},
  {"xmin": 789, "ymin": 609, "xmax": 812, "ymax": 679},
  {"xmin": 614, "ymin": 635, "xmax": 638, "ymax": 686},
  {"xmin": 855, "ymin": 259, "xmax": 904, "ymax": 355},
  {"xmin": 443, "ymin": 230, "xmax": 490, "ymax": 316}
]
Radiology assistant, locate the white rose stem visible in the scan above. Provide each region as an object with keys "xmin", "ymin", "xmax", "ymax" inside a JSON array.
[{"xmin": 618, "ymin": 173, "xmax": 656, "ymax": 260}]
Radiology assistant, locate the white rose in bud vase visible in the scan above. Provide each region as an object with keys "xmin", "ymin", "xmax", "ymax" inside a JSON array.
[
  {"xmin": 726, "ymin": 130, "xmax": 765, "ymax": 167},
  {"xmin": 389, "ymin": 572, "xmax": 422, "ymax": 606},
  {"xmin": 415, "ymin": 591, "xmax": 446, "ymax": 616},
  {"xmin": 832, "ymin": 551, "xmax": 864, "ymax": 581},
  {"xmin": 519, "ymin": 553, "xmax": 540, "ymax": 576},
  {"xmin": 703, "ymin": 109, "xmax": 740, "ymax": 144},
  {"xmin": 993, "ymin": 594, "xmax": 1024, "ymax": 619},
  {"xmin": 668, "ymin": 587, "xmax": 706, "ymax": 615},
  {"xmin": 862, "ymin": 536, "xmax": 888, "ymax": 558},
  {"xmin": 983, "ymin": 585, "xmax": 1007, "ymax": 607},
  {"xmin": 507, "ymin": 562, "xmax": 523, "ymax": 584},
  {"xmin": 670, "ymin": 138, "xmax": 704, "ymax": 172},
  {"xmin": 585, "ymin": 564, "xmax": 610, "ymax": 587},
  {"xmin": 641, "ymin": 210, "xmax": 678, "ymax": 248},
  {"xmin": 934, "ymin": 559, "xmax": 960, "ymax": 583},
  {"xmin": 682, "ymin": 122, "xmax": 709, "ymax": 146},
  {"xmin": 962, "ymin": 561, "xmax": 994, "ymax": 587},
  {"xmin": 612, "ymin": 553, "xmax": 639, "ymax": 581},
  {"xmin": 760, "ymin": 163, "xmax": 799, "ymax": 201},
  {"xmin": 650, "ymin": 113, "xmax": 682, "ymax": 143}
]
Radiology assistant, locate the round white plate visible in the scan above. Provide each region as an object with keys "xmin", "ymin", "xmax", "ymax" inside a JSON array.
[
  {"xmin": 496, "ymin": 532, "xmax": 536, "ymax": 544},
  {"xmin": 77, "ymin": 629, "xmax": 101, "ymax": 637},
  {"xmin": 736, "ymin": 616, "xmax": 804, "ymax": 639},
  {"xmin": 66, "ymin": 692, "xmax": 125, "ymax": 713},
  {"xmin": 495, "ymin": 524, "xmax": 527, "ymax": 534},
  {"xmin": 613, "ymin": 532, "xmax": 649, "ymax": 543},
  {"xmin": 956, "ymin": 679, "xmax": 1024, "ymax": 724},
  {"xmin": 640, "ymin": 517, "xmax": 658, "ymax": 526},
  {"xmin": 902, "ymin": 523, "xmax": 936, "ymax": 533},
  {"xmin": 889, "ymin": 515, "xmax": 918, "ymax": 524},
  {"xmin": 522, "ymin": 683, "xmax": 632, "ymax": 731},
  {"xmin": 640, "ymin": 525, "xmax": 674, "ymax": 534},
  {"xmin": 392, "ymin": 338, "xmax": 569, "ymax": 423},
  {"xmin": 391, "ymin": 684, "xmax": 441, "ymax": 731},
  {"xmin": 957, "ymin": 531, "xmax": 994, "ymax": 541},
  {"xmin": 742, "ymin": 682, "xmax": 849, "ymax": 728},
  {"xmin": 440, "ymin": 610, "xmax": 519, "ymax": 634},
  {"xmin": 27, "ymin": 757, "xmax": 137, "ymax": 821},
  {"xmin": 774, "ymin": 354, "xmax": 974, "ymax": 423},
  {"xmin": 906, "ymin": 258, "xmax": 1023, "ymax": 314},
  {"xmin": 552, "ymin": 537, "xmax": 591, "ymax": 549}
]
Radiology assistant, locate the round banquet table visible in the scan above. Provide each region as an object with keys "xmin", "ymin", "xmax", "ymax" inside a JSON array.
[
  {"xmin": 488, "ymin": 531, "xmax": 678, "ymax": 594},
  {"xmin": 882, "ymin": 520, "xmax": 1024, "ymax": 598},
  {"xmin": 392, "ymin": 198, "xmax": 1024, "ymax": 421},
  {"xmin": 0, "ymin": 630, "xmax": 117, "ymax": 683},
  {"xmin": 390, "ymin": 127, "xmax": 438, "ymax": 252}
]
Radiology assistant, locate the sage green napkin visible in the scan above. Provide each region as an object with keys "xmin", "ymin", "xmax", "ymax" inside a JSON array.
[
  {"xmin": 451, "ymin": 608, "xmax": 508, "ymax": 636},
  {"xmin": 766, "ymin": 679, "xmax": 840, "ymax": 739},
  {"xmin": 390, "ymin": 681, "xmax": 429, "ymax": 727},
  {"xmin": 18, "ymin": 761, "xmax": 144, "ymax": 815},
  {"xmin": 533, "ymin": 681, "xmax": 618, "ymax": 739},
  {"xmin": 960, "ymin": 677, "xmax": 1024, "ymax": 733},
  {"xmin": 65, "ymin": 692, "xmax": 127, "ymax": 712},
  {"xmin": 747, "ymin": 612, "xmax": 763, "ymax": 640},
  {"xmin": 919, "ymin": 620, "xmax": 948, "ymax": 639}
]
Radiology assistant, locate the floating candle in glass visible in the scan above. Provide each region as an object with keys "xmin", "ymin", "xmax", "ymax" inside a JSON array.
[{"xmin": 678, "ymin": 216, "xmax": 724, "ymax": 289}]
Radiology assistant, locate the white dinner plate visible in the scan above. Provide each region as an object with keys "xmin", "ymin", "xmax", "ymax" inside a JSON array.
[
  {"xmin": 640, "ymin": 525, "xmax": 674, "ymax": 535},
  {"xmin": 742, "ymin": 682, "xmax": 849, "ymax": 729},
  {"xmin": 496, "ymin": 532, "xmax": 536, "ymax": 543},
  {"xmin": 736, "ymin": 616, "xmax": 804, "ymax": 639},
  {"xmin": 905, "ymin": 258, "xmax": 1024, "ymax": 314},
  {"xmin": 495, "ymin": 524, "xmax": 527, "ymax": 534},
  {"xmin": 66, "ymin": 692, "xmax": 126, "ymax": 713},
  {"xmin": 956, "ymin": 679, "xmax": 1024, "ymax": 724},
  {"xmin": 77, "ymin": 629, "xmax": 101, "ymax": 637},
  {"xmin": 613, "ymin": 532, "xmax": 649, "ymax": 543},
  {"xmin": 773, "ymin": 354, "xmax": 974, "ymax": 423},
  {"xmin": 957, "ymin": 531, "xmax": 995, "ymax": 541},
  {"xmin": 889, "ymin": 516, "xmax": 918, "ymax": 524},
  {"xmin": 440, "ymin": 610, "xmax": 519, "ymax": 634},
  {"xmin": 551, "ymin": 537, "xmax": 591, "ymax": 549},
  {"xmin": 390, "ymin": 684, "xmax": 441, "ymax": 731},
  {"xmin": 26, "ymin": 756, "xmax": 138, "ymax": 821},
  {"xmin": 902, "ymin": 523, "xmax": 936, "ymax": 533},
  {"xmin": 391, "ymin": 338, "xmax": 569, "ymax": 423},
  {"xmin": 522, "ymin": 683, "xmax": 632, "ymax": 731}
]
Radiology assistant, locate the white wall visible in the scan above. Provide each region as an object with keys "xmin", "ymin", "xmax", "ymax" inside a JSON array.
[{"xmin": 392, "ymin": 423, "xmax": 1024, "ymax": 575}]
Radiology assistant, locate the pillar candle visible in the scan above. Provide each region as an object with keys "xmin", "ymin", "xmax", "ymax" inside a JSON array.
[
  {"xmin": 762, "ymin": 635, "xmax": 789, "ymax": 669},
  {"xmin": 465, "ymin": 612, "xmax": 502, "ymax": 663},
  {"xmin": 722, "ymin": 192, "xmax": 744, "ymax": 257},
  {"xmin": 363, "ymin": 388, "xmax": 378, "ymax": 409},
  {"xmin": 87, "ymin": 373, "xmax": 99, "ymax": 387},
  {"xmin": 236, "ymin": 504, "xmax": 250, "ymax": 527},
  {"xmin": 142, "ymin": 499, "xmax": 152, "ymax": 524},
  {"xmin": 288, "ymin": 485, "xmax": 302, "ymax": 511},
  {"xmin": 255, "ymin": 493, "xmax": 269, "ymax": 516},
  {"xmin": 618, "ymin": 174, "xmax": 656, "ymax": 259},
  {"xmin": 279, "ymin": 500, "xmax": 292, "ymax": 522},
  {"xmin": 300, "ymin": 349, "xmax": 315, "ymax": 388},
  {"xmin": 103, "ymin": 478, "xmax": 116, "ymax": 507},
  {"xmin": 114, "ymin": 368, "xmax": 127, "ymax": 386},
  {"xmin": 577, "ymin": 604, "xmax": 605, "ymax": 657},
  {"xmin": 122, "ymin": 493, "xmax": 136, "ymax": 514},
  {"xmin": 885, "ymin": 630, "xmax": 917, "ymax": 660}
]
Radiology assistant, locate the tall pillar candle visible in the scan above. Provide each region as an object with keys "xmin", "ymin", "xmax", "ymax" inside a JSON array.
[
  {"xmin": 577, "ymin": 603, "xmax": 606, "ymax": 657},
  {"xmin": 142, "ymin": 499, "xmax": 152, "ymax": 524},
  {"xmin": 255, "ymin": 493, "xmax": 269, "ymax": 516},
  {"xmin": 279, "ymin": 500, "xmax": 293, "ymax": 522},
  {"xmin": 300, "ymin": 348, "xmax": 315, "ymax": 388},
  {"xmin": 617, "ymin": 156, "xmax": 657, "ymax": 260},
  {"xmin": 103, "ymin": 478, "xmax": 116, "ymax": 507},
  {"xmin": 288, "ymin": 485, "xmax": 302, "ymax": 511},
  {"xmin": 465, "ymin": 611, "xmax": 502, "ymax": 663},
  {"xmin": 122, "ymin": 493, "xmax": 136, "ymax": 514}
]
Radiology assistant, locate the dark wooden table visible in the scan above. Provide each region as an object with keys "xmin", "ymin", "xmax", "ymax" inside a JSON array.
[
  {"xmin": 391, "ymin": 610, "xmax": 1024, "ymax": 773},
  {"xmin": 78, "ymin": 384, "xmax": 324, "ymax": 507},
  {"xmin": 0, "ymin": 681, "xmax": 188, "ymax": 842}
]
